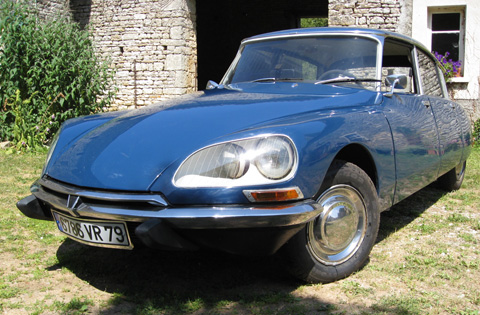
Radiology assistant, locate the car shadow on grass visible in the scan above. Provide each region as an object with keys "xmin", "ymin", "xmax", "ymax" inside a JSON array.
[
  {"xmin": 52, "ymin": 238, "xmax": 309, "ymax": 313},
  {"xmin": 376, "ymin": 184, "xmax": 447, "ymax": 243},
  {"xmin": 48, "ymin": 184, "xmax": 447, "ymax": 314}
]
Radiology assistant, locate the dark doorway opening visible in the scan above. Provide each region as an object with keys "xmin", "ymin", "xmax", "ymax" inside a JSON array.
[{"xmin": 196, "ymin": 0, "xmax": 328, "ymax": 89}]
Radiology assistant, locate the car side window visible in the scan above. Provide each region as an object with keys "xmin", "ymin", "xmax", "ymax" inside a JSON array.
[
  {"xmin": 417, "ymin": 49, "xmax": 443, "ymax": 97},
  {"xmin": 381, "ymin": 40, "xmax": 416, "ymax": 94}
]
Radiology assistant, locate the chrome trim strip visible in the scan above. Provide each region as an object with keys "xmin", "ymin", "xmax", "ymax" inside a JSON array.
[
  {"xmin": 241, "ymin": 32, "xmax": 383, "ymax": 47},
  {"xmin": 47, "ymin": 201, "xmax": 322, "ymax": 228},
  {"xmin": 31, "ymin": 179, "xmax": 321, "ymax": 228},
  {"xmin": 412, "ymin": 46, "xmax": 424, "ymax": 95},
  {"xmin": 33, "ymin": 178, "xmax": 168, "ymax": 207}
]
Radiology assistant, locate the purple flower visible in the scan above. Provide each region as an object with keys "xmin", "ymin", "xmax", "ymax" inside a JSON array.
[
  {"xmin": 35, "ymin": 126, "xmax": 39, "ymax": 130},
  {"xmin": 51, "ymin": 114, "xmax": 55, "ymax": 119},
  {"xmin": 46, "ymin": 128, "xmax": 50, "ymax": 133}
]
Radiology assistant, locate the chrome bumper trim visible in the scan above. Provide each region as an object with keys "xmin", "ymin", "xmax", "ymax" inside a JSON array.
[
  {"xmin": 34, "ymin": 178, "xmax": 168, "ymax": 206},
  {"xmin": 31, "ymin": 178, "xmax": 321, "ymax": 229}
]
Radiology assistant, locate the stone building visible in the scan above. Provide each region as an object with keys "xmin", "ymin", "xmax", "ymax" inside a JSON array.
[{"xmin": 36, "ymin": 0, "xmax": 479, "ymax": 122}]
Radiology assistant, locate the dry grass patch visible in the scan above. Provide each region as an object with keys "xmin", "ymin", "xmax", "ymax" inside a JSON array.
[{"xmin": 0, "ymin": 148, "xmax": 479, "ymax": 314}]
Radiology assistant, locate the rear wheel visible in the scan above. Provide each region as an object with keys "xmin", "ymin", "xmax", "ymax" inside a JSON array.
[
  {"xmin": 284, "ymin": 160, "xmax": 380, "ymax": 283},
  {"xmin": 436, "ymin": 161, "xmax": 466, "ymax": 191}
]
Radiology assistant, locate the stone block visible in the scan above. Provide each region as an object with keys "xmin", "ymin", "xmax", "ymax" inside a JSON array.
[
  {"xmin": 165, "ymin": 54, "xmax": 185, "ymax": 70},
  {"xmin": 170, "ymin": 26, "xmax": 183, "ymax": 39}
]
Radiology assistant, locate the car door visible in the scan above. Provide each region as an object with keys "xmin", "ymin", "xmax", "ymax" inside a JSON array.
[
  {"xmin": 416, "ymin": 49, "xmax": 463, "ymax": 176},
  {"xmin": 381, "ymin": 40, "xmax": 441, "ymax": 203}
]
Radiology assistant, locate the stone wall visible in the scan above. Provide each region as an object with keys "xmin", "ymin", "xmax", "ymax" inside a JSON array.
[
  {"xmin": 36, "ymin": 0, "xmax": 197, "ymax": 110},
  {"xmin": 84, "ymin": 0, "xmax": 197, "ymax": 110},
  {"xmin": 328, "ymin": 0, "xmax": 404, "ymax": 32},
  {"xmin": 34, "ymin": 0, "xmax": 70, "ymax": 19}
]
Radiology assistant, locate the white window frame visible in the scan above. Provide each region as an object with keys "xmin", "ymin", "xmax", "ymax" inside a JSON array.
[{"xmin": 428, "ymin": 6, "xmax": 465, "ymax": 77}]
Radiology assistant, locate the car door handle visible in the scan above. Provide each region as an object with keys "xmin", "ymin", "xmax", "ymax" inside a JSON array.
[{"xmin": 422, "ymin": 100, "xmax": 431, "ymax": 108}]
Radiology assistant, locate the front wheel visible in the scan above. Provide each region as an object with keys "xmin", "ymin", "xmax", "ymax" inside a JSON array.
[{"xmin": 283, "ymin": 160, "xmax": 380, "ymax": 283}]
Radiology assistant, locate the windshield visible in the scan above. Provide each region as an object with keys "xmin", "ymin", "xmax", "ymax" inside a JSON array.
[{"xmin": 223, "ymin": 35, "xmax": 380, "ymax": 90}]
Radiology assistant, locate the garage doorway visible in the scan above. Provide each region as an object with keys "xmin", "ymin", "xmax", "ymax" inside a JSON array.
[{"xmin": 195, "ymin": 0, "xmax": 328, "ymax": 89}]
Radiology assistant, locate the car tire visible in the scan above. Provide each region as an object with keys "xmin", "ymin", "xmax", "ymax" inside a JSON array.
[
  {"xmin": 436, "ymin": 161, "xmax": 466, "ymax": 191},
  {"xmin": 283, "ymin": 160, "xmax": 380, "ymax": 283}
]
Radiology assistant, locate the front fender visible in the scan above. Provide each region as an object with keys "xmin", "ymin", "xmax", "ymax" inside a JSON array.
[{"xmin": 151, "ymin": 105, "xmax": 395, "ymax": 208}]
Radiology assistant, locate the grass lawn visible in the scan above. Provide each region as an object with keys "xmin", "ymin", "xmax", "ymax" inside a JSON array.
[{"xmin": 0, "ymin": 148, "xmax": 479, "ymax": 314}]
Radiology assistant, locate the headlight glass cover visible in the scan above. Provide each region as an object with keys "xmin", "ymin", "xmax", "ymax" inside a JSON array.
[{"xmin": 174, "ymin": 135, "xmax": 297, "ymax": 188}]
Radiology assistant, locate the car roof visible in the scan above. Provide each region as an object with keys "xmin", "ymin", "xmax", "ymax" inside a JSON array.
[{"xmin": 242, "ymin": 27, "xmax": 429, "ymax": 53}]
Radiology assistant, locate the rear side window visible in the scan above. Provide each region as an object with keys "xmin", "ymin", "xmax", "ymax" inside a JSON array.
[
  {"xmin": 417, "ymin": 49, "xmax": 444, "ymax": 97},
  {"xmin": 382, "ymin": 40, "xmax": 416, "ymax": 94}
]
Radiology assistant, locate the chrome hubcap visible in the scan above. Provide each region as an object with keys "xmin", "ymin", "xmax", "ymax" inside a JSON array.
[{"xmin": 307, "ymin": 185, "xmax": 367, "ymax": 265}]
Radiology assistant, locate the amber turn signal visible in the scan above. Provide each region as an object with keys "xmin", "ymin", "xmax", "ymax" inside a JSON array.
[{"xmin": 243, "ymin": 187, "xmax": 304, "ymax": 203}]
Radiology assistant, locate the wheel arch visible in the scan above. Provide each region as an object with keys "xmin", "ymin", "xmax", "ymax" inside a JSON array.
[{"xmin": 333, "ymin": 144, "xmax": 378, "ymax": 190}]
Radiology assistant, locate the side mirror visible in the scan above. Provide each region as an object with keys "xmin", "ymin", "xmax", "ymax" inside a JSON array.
[
  {"xmin": 206, "ymin": 80, "xmax": 220, "ymax": 90},
  {"xmin": 384, "ymin": 74, "xmax": 408, "ymax": 98}
]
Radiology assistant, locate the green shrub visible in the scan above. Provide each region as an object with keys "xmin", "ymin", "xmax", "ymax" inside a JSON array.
[
  {"xmin": 300, "ymin": 17, "xmax": 328, "ymax": 28},
  {"xmin": 3, "ymin": 90, "xmax": 58, "ymax": 151},
  {"xmin": 474, "ymin": 119, "xmax": 480, "ymax": 147},
  {"xmin": 0, "ymin": 0, "xmax": 115, "ymax": 149}
]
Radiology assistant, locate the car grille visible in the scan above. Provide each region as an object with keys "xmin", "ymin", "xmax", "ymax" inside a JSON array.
[{"xmin": 32, "ymin": 176, "xmax": 169, "ymax": 222}]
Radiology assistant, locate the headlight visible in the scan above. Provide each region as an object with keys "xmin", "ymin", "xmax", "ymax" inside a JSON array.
[
  {"xmin": 174, "ymin": 135, "xmax": 297, "ymax": 188},
  {"xmin": 255, "ymin": 137, "xmax": 295, "ymax": 180}
]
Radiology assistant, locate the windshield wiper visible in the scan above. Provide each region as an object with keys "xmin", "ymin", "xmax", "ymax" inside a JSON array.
[
  {"xmin": 251, "ymin": 77, "xmax": 303, "ymax": 83},
  {"xmin": 315, "ymin": 77, "xmax": 381, "ymax": 85}
]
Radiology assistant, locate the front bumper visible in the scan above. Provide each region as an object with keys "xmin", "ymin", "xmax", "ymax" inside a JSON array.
[{"xmin": 17, "ymin": 178, "xmax": 321, "ymax": 254}]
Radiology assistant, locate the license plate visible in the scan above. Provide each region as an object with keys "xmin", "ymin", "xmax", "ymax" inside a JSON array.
[{"xmin": 52, "ymin": 211, "xmax": 133, "ymax": 249}]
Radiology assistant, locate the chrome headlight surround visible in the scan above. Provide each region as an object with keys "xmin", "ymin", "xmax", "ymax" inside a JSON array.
[{"xmin": 173, "ymin": 135, "xmax": 298, "ymax": 188}]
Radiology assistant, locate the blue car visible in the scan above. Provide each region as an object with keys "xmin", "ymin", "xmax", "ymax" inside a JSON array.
[{"xmin": 17, "ymin": 28, "xmax": 472, "ymax": 283}]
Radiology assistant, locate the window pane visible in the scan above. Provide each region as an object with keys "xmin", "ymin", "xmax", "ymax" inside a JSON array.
[
  {"xmin": 229, "ymin": 36, "xmax": 378, "ymax": 84},
  {"xmin": 432, "ymin": 13, "xmax": 460, "ymax": 31},
  {"xmin": 382, "ymin": 40, "xmax": 415, "ymax": 93},
  {"xmin": 432, "ymin": 33, "xmax": 459, "ymax": 60},
  {"xmin": 417, "ymin": 50, "xmax": 443, "ymax": 97}
]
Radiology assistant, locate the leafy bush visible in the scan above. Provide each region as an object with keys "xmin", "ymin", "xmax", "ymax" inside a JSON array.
[
  {"xmin": 4, "ymin": 90, "xmax": 59, "ymax": 151},
  {"xmin": 300, "ymin": 17, "xmax": 328, "ymax": 28},
  {"xmin": 474, "ymin": 119, "xmax": 480, "ymax": 147},
  {"xmin": 0, "ymin": 0, "xmax": 115, "ymax": 150}
]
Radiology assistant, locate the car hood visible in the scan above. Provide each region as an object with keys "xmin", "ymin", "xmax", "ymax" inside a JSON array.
[{"xmin": 45, "ymin": 86, "xmax": 381, "ymax": 191}]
